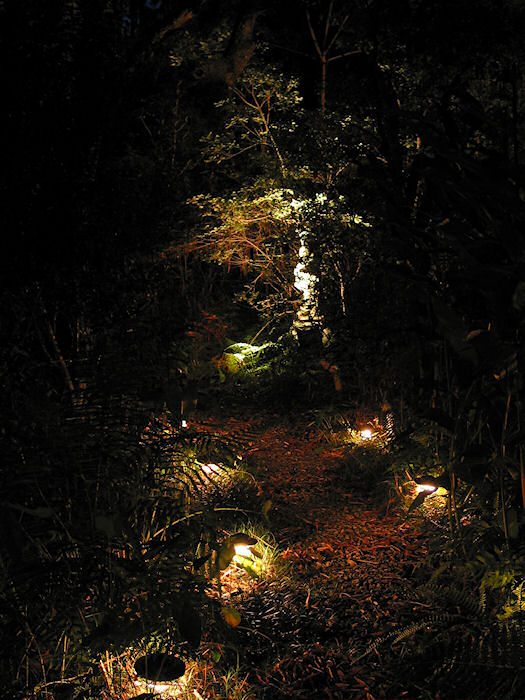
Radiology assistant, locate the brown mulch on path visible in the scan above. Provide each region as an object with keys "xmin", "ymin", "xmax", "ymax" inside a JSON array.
[{"xmin": 195, "ymin": 411, "xmax": 437, "ymax": 700}]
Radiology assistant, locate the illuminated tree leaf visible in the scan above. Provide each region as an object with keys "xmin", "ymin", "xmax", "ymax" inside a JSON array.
[
  {"xmin": 218, "ymin": 541, "xmax": 236, "ymax": 570},
  {"xmin": 221, "ymin": 607, "xmax": 241, "ymax": 627},
  {"xmin": 262, "ymin": 499, "xmax": 272, "ymax": 520}
]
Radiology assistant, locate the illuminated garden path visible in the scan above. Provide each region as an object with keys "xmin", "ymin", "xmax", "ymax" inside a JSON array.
[{"xmin": 200, "ymin": 411, "xmax": 432, "ymax": 700}]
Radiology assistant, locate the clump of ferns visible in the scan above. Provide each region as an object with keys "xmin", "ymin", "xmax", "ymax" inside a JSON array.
[
  {"xmin": 351, "ymin": 580, "xmax": 525, "ymax": 697},
  {"xmin": 420, "ymin": 596, "xmax": 525, "ymax": 698},
  {"xmin": 356, "ymin": 579, "xmax": 486, "ymax": 651},
  {"xmin": 137, "ymin": 420, "xmax": 248, "ymax": 526},
  {"xmin": 81, "ymin": 422, "xmax": 249, "ymax": 656},
  {"xmin": 420, "ymin": 619, "xmax": 525, "ymax": 700},
  {"xmin": 469, "ymin": 546, "xmax": 525, "ymax": 619},
  {"xmin": 348, "ymin": 610, "xmax": 461, "ymax": 666},
  {"xmin": 414, "ymin": 581, "xmax": 525, "ymax": 671},
  {"xmin": 315, "ymin": 411, "xmax": 354, "ymax": 446},
  {"xmin": 407, "ymin": 529, "xmax": 525, "ymax": 669}
]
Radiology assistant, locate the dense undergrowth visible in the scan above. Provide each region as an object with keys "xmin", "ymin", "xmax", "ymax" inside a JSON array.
[
  {"xmin": 2, "ymin": 2, "xmax": 525, "ymax": 696},
  {"xmin": 2, "ymin": 305, "xmax": 525, "ymax": 699},
  {"xmin": 2, "ymin": 259, "xmax": 525, "ymax": 700}
]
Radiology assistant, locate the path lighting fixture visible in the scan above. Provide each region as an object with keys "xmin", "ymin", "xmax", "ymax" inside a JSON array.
[
  {"xmin": 233, "ymin": 536, "xmax": 264, "ymax": 574},
  {"xmin": 232, "ymin": 533, "xmax": 258, "ymax": 560},
  {"xmin": 416, "ymin": 483, "xmax": 438, "ymax": 494},
  {"xmin": 181, "ymin": 419, "xmax": 188, "ymax": 428},
  {"xmin": 414, "ymin": 477, "xmax": 449, "ymax": 497},
  {"xmin": 234, "ymin": 542, "xmax": 256, "ymax": 559},
  {"xmin": 133, "ymin": 678, "xmax": 172, "ymax": 693},
  {"xmin": 360, "ymin": 429, "xmax": 374, "ymax": 441},
  {"xmin": 133, "ymin": 652, "xmax": 186, "ymax": 695},
  {"xmin": 218, "ymin": 533, "xmax": 258, "ymax": 570}
]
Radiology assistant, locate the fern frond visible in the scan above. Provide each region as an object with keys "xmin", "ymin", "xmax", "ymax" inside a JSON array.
[
  {"xmin": 416, "ymin": 582, "xmax": 484, "ymax": 618},
  {"xmin": 392, "ymin": 620, "xmax": 433, "ymax": 644},
  {"xmin": 350, "ymin": 612, "xmax": 456, "ymax": 664},
  {"xmin": 479, "ymin": 581, "xmax": 487, "ymax": 613}
]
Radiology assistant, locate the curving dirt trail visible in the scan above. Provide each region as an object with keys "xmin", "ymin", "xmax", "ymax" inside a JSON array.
[{"xmin": 199, "ymin": 411, "xmax": 433, "ymax": 699}]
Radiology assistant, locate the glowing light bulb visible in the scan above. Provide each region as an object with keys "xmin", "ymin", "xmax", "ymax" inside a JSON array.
[
  {"xmin": 360, "ymin": 429, "xmax": 373, "ymax": 440},
  {"xmin": 181, "ymin": 419, "xmax": 188, "ymax": 428},
  {"xmin": 234, "ymin": 544, "xmax": 254, "ymax": 558},
  {"xmin": 416, "ymin": 483, "xmax": 437, "ymax": 494}
]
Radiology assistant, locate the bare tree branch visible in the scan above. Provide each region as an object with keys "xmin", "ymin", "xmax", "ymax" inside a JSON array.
[{"xmin": 154, "ymin": 9, "xmax": 194, "ymax": 43}]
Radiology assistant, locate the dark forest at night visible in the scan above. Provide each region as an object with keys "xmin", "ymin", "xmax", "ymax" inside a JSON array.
[{"xmin": 2, "ymin": 1, "xmax": 525, "ymax": 698}]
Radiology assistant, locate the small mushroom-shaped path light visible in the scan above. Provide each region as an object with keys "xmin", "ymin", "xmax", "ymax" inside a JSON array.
[
  {"xmin": 234, "ymin": 541, "xmax": 256, "ymax": 558},
  {"xmin": 408, "ymin": 476, "xmax": 450, "ymax": 515},
  {"xmin": 414, "ymin": 475, "xmax": 449, "ymax": 496},
  {"xmin": 232, "ymin": 533, "xmax": 257, "ymax": 560},
  {"xmin": 415, "ymin": 482, "xmax": 438, "ymax": 494},
  {"xmin": 133, "ymin": 652, "xmax": 185, "ymax": 693},
  {"xmin": 218, "ymin": 533, "xmax": 258, "ymax": 570}
]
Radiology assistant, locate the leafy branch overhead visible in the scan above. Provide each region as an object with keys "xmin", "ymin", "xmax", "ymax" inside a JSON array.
[
  {"xmin": 186, "ymin": 188, "xmax": 298, "ymax": 287},
  {"xmin": 201, "ymin": 66, "xmax": 302, "ymax": 175}
]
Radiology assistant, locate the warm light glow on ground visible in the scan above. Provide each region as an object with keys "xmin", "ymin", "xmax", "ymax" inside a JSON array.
[
  {"xmin": 134, "ymin": 679, "xmax": 172, "ymax": 692},
  {"xmin": 133, "ymin": 676, "xmax": 187, "ymax": 697}
]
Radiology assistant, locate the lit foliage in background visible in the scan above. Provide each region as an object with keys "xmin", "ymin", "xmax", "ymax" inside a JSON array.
[
  {"xmin": 185, "ymin": 62, "xmax": 379, "ymax": 339},
  {"xmin": 202, "ymin": 65, "xmax": 302, "ymax": 175},
  {"xmin": 185, "ymin": 62, "xmax": 304, "ymax": 302},
  {"xmin": 187, "ymin": 188, "xmax": 297, "ymax": 291},
  {"xmin": 215, "ymin": 341, "xmax": 279, "ymax": 380},
  {"xmin": 3, "ymin": 0, "xmax": 525, "ymax": 697}
]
